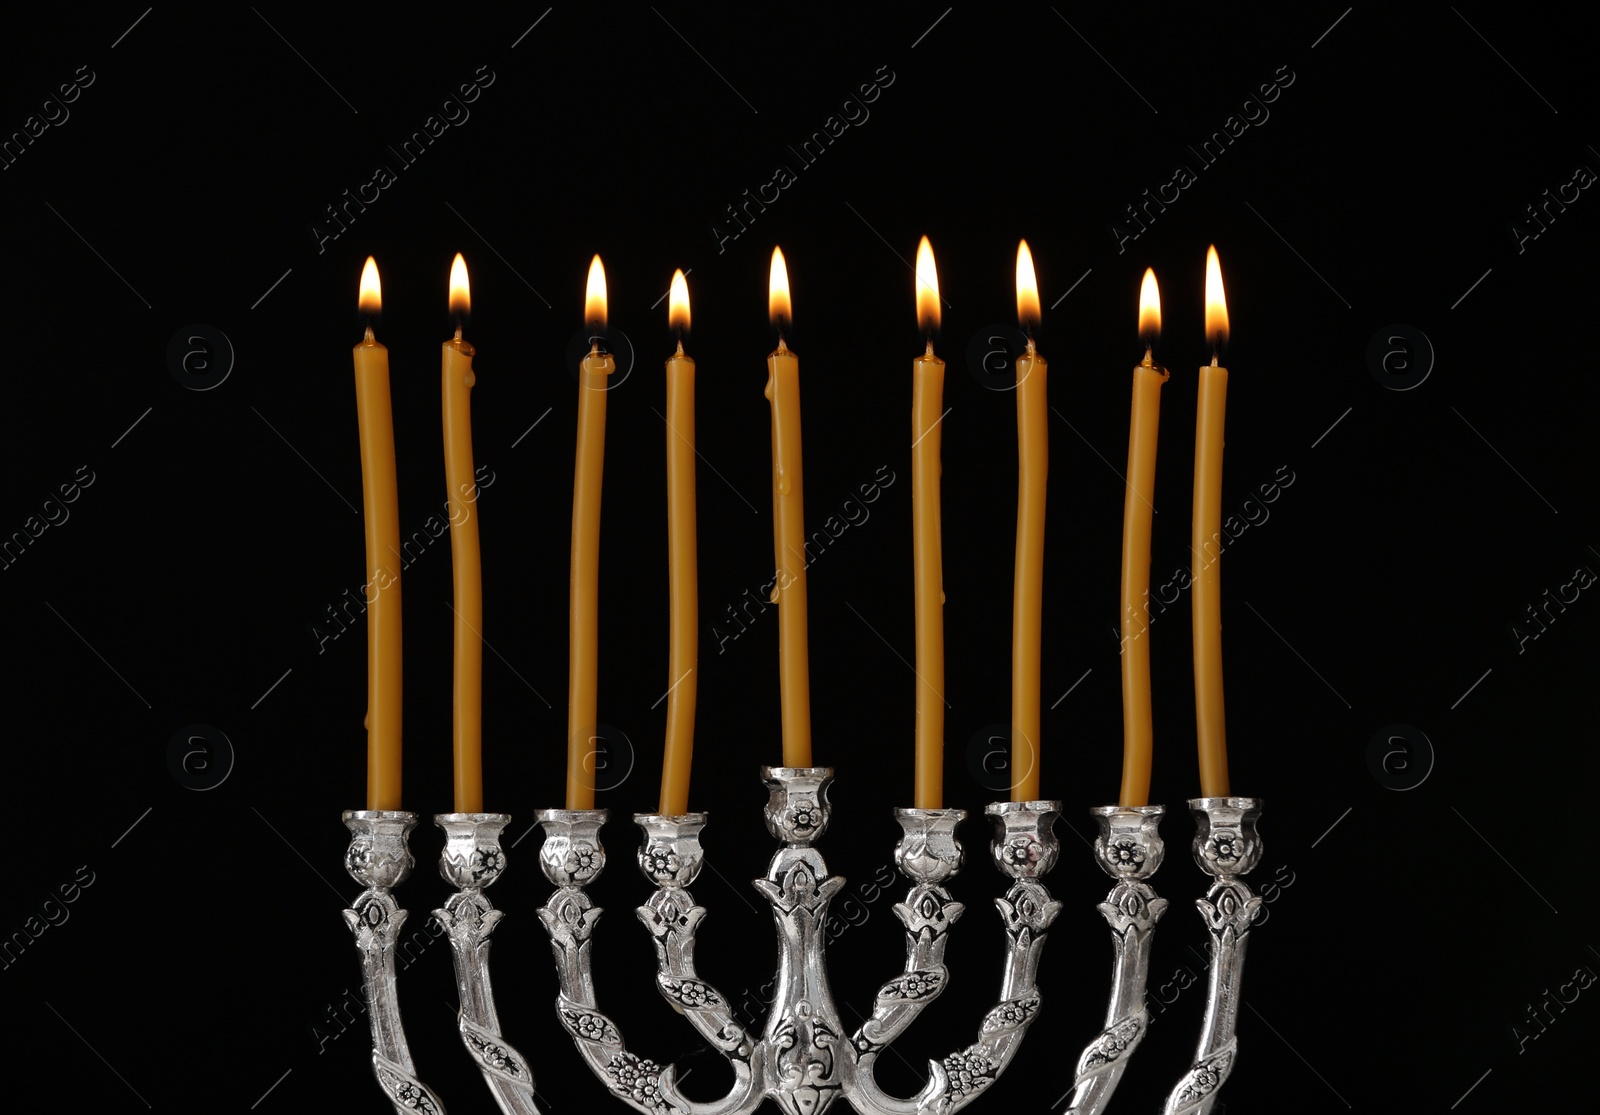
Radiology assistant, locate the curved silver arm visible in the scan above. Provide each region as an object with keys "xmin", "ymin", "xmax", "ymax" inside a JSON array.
[
  {"xmin": 1162, "ymin": 797, "xmax": 1265, "ymax": 1115},
  {"xmin": 536, "ymin": 808, "xmax": 764, "ymax": 1115},
  {"xmin": 634, "ymin": 813, "xmax": 764, "ymax": 1108},
  {"xmin": 1061, "ymin": 806, "xmax": 1168, "ymax": 1115},
  {"xmin": 434, "ymin": 813, "xmax": 541, "ymax": 1115},
  {"xmin": 846, "ymin": 800, "xmax": 1064, "ymax": 1115},
  {"xmin": 848, "ymin": 807, "xmax": 968, "ymax": 1114},
  {"xmin": 342, "ymin": 810, "xmax": 450, "ymax": 1115}
]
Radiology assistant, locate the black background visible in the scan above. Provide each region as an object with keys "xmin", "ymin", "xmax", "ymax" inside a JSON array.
[{"xmin": 2, "ymin": 4, "xmax": 1596, "ymax": 1112}]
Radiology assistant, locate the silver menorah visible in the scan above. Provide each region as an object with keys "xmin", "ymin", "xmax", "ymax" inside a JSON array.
[{"xmin": 339, "ymin": 776, "xmax": 1264, "ymax": 1115}]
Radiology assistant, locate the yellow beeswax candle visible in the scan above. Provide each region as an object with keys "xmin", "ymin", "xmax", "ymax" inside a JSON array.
[
  {"xmin": 912, "ymin": 236, "xmax": 946, "ymax": 809},
  {"xmin": 1193, "ymin": 245, "xmax": 1232, "ymax": 797},
  {"xmin": 766, "ymin": 247, "xmax": 813, "ymax": 768},
  {"xmin": 1011, "ymin": 241, "xmax": 1047, "ymax": 802},
  {"xmin": 442, "ymin": 253, "xmax": 483, "ymax": 814},
  {"xmin": 659, "ymin": 270, "xmax": 699, "ymax": 816},
  {"xmin": 352, "ymin": 257, "xmax": 403, "ymax": 810},
  {"xmin": 1119, "ymin": 269, "xmax": 1169, "ymax": 808},
  {"xmin": 567, "ymin": 256, "xmax": 614, "ymax": 810}
]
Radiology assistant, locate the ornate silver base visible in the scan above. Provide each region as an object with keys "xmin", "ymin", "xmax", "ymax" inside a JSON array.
[
  {"xmin": 534, "ymin": 768, "xmax": 1064, "ymax": 1115},
  {"xmin": 342, "ymin": 809, "xmax": 449, "ymax": 1115},
  {"xmin": 1061, "ymin": 805, "xmax": 1168, "ymax": 1115},
  {"xmin": 1161, "ymin": 797, "xmax": 1265, "ymax": 1115},
  {"xmin": 434, "ymin": 812, "xmax": 541, "ymax": 1114}
]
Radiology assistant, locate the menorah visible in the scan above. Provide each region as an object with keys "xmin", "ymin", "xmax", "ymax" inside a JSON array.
[{"xmin": 341, "ymin": 776, "xmax": 1264, "ymax": 1115}]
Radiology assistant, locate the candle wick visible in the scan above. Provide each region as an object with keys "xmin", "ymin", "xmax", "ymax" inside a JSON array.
[
  {"xmin": 675, "ymin": 335, "xmax": 685, "ymax": 357},
  {"xmin": 925, "ymin": 336, "xmax": 934, "ymax": 357},
  {"xmin": 1024, "ymin": 329, "xmax": 1036, "ymax": 356},
  {"xmin": 363, "ymin": 323, "xmax": 375, "ymax": 344},
  {"xmin": 1142, "ymin": 345, "xmax": 1154, "ymax": 368},
  {"xmin": 1211, "ymin": 346, "xmax": 1220, "ymax": 368},
  {"xmin": 776, "ymin": 332, "xmax": 788, "ymax": 354},
  {"xmin": 454, "ymin": 324, "xmax": 463, "ymax": 343}
]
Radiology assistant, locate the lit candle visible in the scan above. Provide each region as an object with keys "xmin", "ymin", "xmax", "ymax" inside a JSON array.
[
  {"xmin": 1193, "ymin": 245, "xmax": 1231, "ymax": 796},
  {"xmin": 442, "ymin": 253, "xmax": 483, "ymax": 813},
  {"xmin": 912, "ymin": 236, "xmax": 946, "ymax": 809},
  {"xmin": 1011, "ymin": 241, "xmax": 1046, "ymax": 802},
  {"xmin": 766, "ymin": 247, "xmax": 813, "ymax": 768},
  {"xmin": 352, "ymin": 257, "xmax": 403, "ymax": 810},
  {"xmin": 567, "ymin": 256, "xmax": 613, "ymax": 810},
  {"xmin": 659, "ymin": 270, "xmax": 699, "ymax": 816},
  {"xmin": 1118, "ymin": 269, "xmax": 1170, "ymax": 808}
]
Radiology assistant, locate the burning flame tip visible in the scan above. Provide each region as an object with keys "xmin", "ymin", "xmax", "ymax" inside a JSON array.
[
  {"xmin": 916, "ymin": 236, "xmax": 940, "ymax": 334},
  {"xmin": 1205, "ymin": 246, "xmax": 1229, "ymax": 347},
  {"xmin": 1015, "ymin": 240, "xmax": 1040, "ymax": 327},
  {"xmin": 769, "ymin": 246, "xmax": 792, "ymax": 328},
  {"xmin": 585, "ymin": 255, "xmax": 607, "ymax": 328},
  {"xmin": 1138, "ymin": 268, "xmax": 1161, "ymax": 341},
  {"xmin": 449, "ymin": 253, "xmax": 470, "ymax": 317},
  {"xmin": 358, "ymin": 257, "xmax": 382, "ymax": 315},
  {"xmin": 669, "ymin": 269, "xmax": 690, "ymax": 333}
]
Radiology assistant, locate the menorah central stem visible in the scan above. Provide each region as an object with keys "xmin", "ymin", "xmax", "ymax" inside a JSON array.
[{"xmin": 756, "ymin": 768, "xmax": 851, "ymax": 1115}]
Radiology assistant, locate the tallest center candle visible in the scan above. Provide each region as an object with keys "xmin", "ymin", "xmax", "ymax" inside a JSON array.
[
  {"xmin": 352, "ymin": 257, "xmax": 403, "ymax": 810},
  {"xmin": 766, "ymin": 247, "xmax": 813, "ymax": 769}
]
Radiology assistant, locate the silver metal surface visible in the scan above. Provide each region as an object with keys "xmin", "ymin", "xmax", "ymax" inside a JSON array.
[
  {"xmin": 1061, "ymin": 805, "xmax": 1167, "ymax": 1115},
  {"xmin": 533, "ymin": 769, "xmax": 1064, "ymax": 1115},
  {"xmin": 1161, "ymin": 797, "xmax": 1265, "ymax": 1115},
  {"xmin": 434, "ymin": 812, "xmax": 542, "ymax": 1115},
  {"xmin": 848, "ymin": 799, "xmax": 1065, "ymax": 1115},
  {"xmin": 342, "ymin": 809, "xmax": 449, "ymax": 1115}
]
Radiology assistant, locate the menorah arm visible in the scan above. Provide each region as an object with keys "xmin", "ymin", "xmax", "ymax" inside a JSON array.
[
  {"xmin": 434, "ymin": 813, "xmax": 540, "ymax": 1115},
  {"xmin": 536, "ymin": 809, "xmax": 764, "ymax": 1115},
  {"xmin": 342, "ymin": 810, "xmax": 450, "ymax": 1115},
  {"xmin": 1062, "ymin": 806, "xmax": 1168, "ymax": 1115},
  {"xmin": 844, "ymin": 801, "xmax": 1062, "ymax": 1115},
  {"xmin": 1161, "ymin": 798, "xmax": 1264, "ymax": 1115}
]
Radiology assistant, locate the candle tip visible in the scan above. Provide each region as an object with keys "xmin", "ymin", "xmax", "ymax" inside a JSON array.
[
  {"xmin": 586, "ymin": 255, "xmax": 608, "ymax": 330},
  {"xmin": 449, "ymin": 253, "xmax": 471, "ymax": 317},
  {"xmin": 1015, "ymin": 240, "xmax": 1041, "ymax": 329},
  {"xmin": 769, "ymin": 247, "xmax": 792, "ymax": 328},
  {"xmin": 916, "ymin": 236, "xmax": 941, "ymax": 335},
  {"xmin": 669, "ymin": 269, "xmax": 691, "ymax": 334},
  {"xmin": 1205, "ymin": 246, "xmax": 1229, "ymax": 348}
]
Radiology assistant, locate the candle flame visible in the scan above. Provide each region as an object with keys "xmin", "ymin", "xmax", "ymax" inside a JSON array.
[
  {"xmin": 1138, "ymin": 268, "xmax": 1161, "ymax": 342},
  {"xmin": 1205, "ymin": 245, "xmax": 1229, "ymax": 348},
  {"xmin": 449, "ymin": 253, "xmax": 470, "ymax": 317},
  {"xmin": 769, "ymin": 246, "xmax": 792, "ymax": 329},
  {"xmin": 585, "ymin": 255, "xmax": 607, "ymax": 329},
  {"xmin": 359, "ymin": 256, "xmax": 382, "ymax": 315},
  {"xmin": 668, "ymin": 269, "xmax": 690, "ymax": 333},
  {"xmin": 1015, "ymin": 240, "xmax": 1040, "ymax": 328},
  {"xmin": 916, "ymin": 236, "xmax": 941, "ymax": 335}
]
